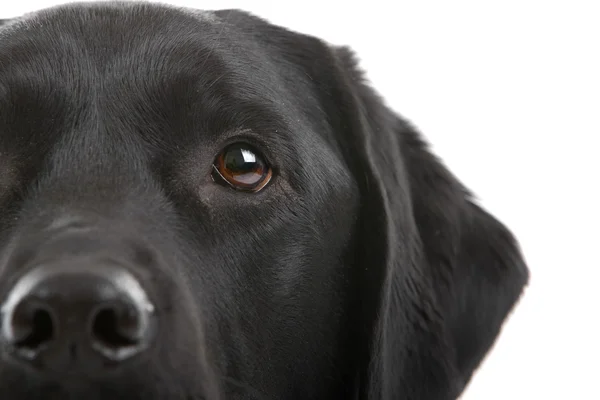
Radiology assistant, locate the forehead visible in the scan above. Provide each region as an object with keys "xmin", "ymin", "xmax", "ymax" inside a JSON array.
[{"xmin": 0, "ymin": 4, "xmax": 308, "ymax": 157}]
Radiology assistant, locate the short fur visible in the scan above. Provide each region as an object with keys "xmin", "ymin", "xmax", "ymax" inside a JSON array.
[{"xmin": 0, "ymin": 3, "xmax": 529, "ymax": 399}]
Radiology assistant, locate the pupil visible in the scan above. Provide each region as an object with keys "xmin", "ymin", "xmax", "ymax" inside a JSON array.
[
  {"xmin": 225, "ymin": 148, "xmax": 258, "ymax": 173},
  {"xmin": 223, "ymin": 146, "xmax": 266, "ymax": 186}
]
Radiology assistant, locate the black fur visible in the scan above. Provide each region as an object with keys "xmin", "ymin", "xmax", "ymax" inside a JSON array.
[{"xmin": 0, "ymin": 3, "xmax": 529, "ymax": 399}]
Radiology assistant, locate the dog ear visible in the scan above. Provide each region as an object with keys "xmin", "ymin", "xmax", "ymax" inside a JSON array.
[
  {"xmin": 323, "ymin": 46, "xmax": 530, "ymax": 399},
  {"xmin": 222, "ymin": 11, "xmax": 529, "ymax": 396}
]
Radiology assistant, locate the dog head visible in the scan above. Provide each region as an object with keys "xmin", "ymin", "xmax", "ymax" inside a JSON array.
[{"xmin": 0, "ymin": 3, "xmax": 528, "ymax": 399}]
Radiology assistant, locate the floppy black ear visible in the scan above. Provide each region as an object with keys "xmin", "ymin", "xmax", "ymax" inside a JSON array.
[{"xmin": 325, "ymin": 47, "xmax": 530, "ymax": 399}]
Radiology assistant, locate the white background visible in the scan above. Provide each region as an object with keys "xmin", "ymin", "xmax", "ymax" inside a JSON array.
[{"xmin": 3, "ymin": 1, "xmax": 599, "ymax": 399}]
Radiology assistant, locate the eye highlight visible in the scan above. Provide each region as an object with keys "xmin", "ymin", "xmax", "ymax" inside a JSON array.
[{"xmin": 211, "ymin": 143, "xmax": 273, "ymax": 192}]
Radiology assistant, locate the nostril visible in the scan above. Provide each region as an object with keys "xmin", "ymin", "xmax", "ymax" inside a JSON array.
[
  {"xmin": 91, "ymin": 304, "xmax": 141, "ymax": 356},
  {"xmin": 11, "ymin": 305, "xmax": 55, "ymax": 355},
  {"xmin": 2, "ymin": 264, "xmax": 155, "ymax": 366}
]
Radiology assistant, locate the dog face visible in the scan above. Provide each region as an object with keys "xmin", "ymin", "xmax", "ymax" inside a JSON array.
[{"xmin": 0, "ymin": 3, "xmax": 529, "ymax": 399}]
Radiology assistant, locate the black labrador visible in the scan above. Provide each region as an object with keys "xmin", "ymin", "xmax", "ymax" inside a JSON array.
[{"xmin": 0, "ymin": 3, "xmax": 529, "ymax": 399}]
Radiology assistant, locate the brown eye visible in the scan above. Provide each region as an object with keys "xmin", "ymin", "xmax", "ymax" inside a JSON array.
[{"xmin": 212, "ymin": 143, "xmax": 273, "ymax": 192}]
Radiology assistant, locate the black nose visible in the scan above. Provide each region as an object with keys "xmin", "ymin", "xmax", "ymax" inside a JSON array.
[{"xmin": 0, "ymin": 264, "xmax": 155, "ymax": 371}]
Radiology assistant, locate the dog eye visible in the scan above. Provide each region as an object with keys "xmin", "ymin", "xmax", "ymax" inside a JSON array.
[{"xmin": 211, "ymin": 143, "xmax": 273, "ymax": 192}]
